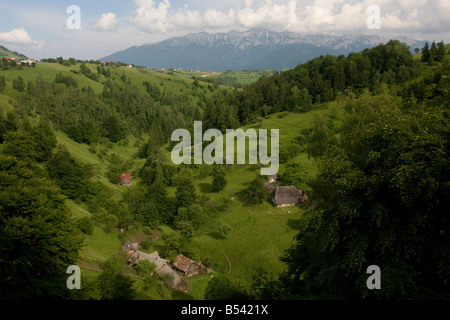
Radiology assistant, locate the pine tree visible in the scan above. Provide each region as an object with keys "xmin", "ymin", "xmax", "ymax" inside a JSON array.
[
  {"xmin": 0, "ymin": 75, "xmax": 5, "ymax": 93},
  {"xmin": 103, "ymin": 115, "xmax": 125, "ymax": 143},
  {"xmin": 436, "ymin": 41, "xmax": 446, "ymax": 62},
  {"xmin": 175, "ymin": 169, "xmax": 197, "ymax": 208},
  {"xmin": 333, "ymin": 64, "xmax": 346, "ymax": 93},
  {"xmin": 212, "ymin": 165, "xmax": 227, "ymax": 192},
  {"xmin": 421, "ymin": 41, "xmax": 430, "ymax": 63},
  {"xmin": 12, "ymin": 76, "xmax": 25, "ymax": 92},
  {"xmin": 246, "ymin": 174, "xmax": 267, "ymax": 204},
  {"xmin": 430, "ymin": 41, "xmax": 438, "ymax": 61}
]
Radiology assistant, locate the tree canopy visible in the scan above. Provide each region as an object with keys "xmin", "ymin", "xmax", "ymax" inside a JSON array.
[{"xmin": 0, "ymin": 155, "xmax": 83, "ymax": 299}]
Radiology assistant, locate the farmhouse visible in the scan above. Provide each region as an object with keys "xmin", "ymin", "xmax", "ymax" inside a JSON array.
[
  {"xmin": 271, "ymin": 186, "xmax": 303, "ymax": 207},
  {"xmin": 121, "ymin": 241, "xmax": 138, "ymax": 255},
  {"xmin": 158, "ymin": 264, "xmax": 189, "ymax": 292},
  {"xmin": 120, "ymin": 173, "xmax": 132, "ymax": 186},
  {"xmin": 173, "ymin": 254, "xmax": 208, "ymax": 277},
  {"xmin": 121, "ymin": 242, "xmax": 190, "ymax": 292},
  {"xmin": 128, "ymin": 250, "xmax": 168, "ymax": 272},
  {"xmin": 21, "ymin": 59, "xmax": 36, "ymax": 65}
]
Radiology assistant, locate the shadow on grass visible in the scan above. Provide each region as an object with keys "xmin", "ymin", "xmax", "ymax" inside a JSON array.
[
  {"xmin": 172, "ymin": 291, "xmax": 195, "ymax": 300},
  {"xmin": 199, "ymin": 182, "xmax": 215, "ymax": 193},
  {"xmin": 287, "ymin": 218, "xmax": 303, "ymax": 231},
  {"xmin": 207, "ymin": 230, "xmax": 224, "ymax": 240}
]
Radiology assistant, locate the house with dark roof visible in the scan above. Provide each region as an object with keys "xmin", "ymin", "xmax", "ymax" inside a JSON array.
[
  {"xmin": 121, "ymin": 241, "xmax": 138, "ymax": 255},
  {"xmin": 173, "ymin": 254, "xmax": 207, "ymax": 277},
  {"xmin": 121, "ymin": 241, "xmax": 189, "ymax": 292},
  {"xmin": 158, "ymin": 264, "xmax": 188, "ymax": 292},
  {"xmin": 271, "ymin": 186, "xmax": 303, "ymax": 207},
  {"xmin": 128, "ymin": 251, "xmax": 168, "ymax": 273},
  {"xmin": 120, "ymin": 173, "xmax": 132, "ymax": 186}
]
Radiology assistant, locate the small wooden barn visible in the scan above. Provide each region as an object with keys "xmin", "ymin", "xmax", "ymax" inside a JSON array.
[
  {"xmin": 121, "ymin": 241, "xmax": 138, "ymax": 255},
  {"xmin": 158, "ymin": 264, "xmax": 189, "ymax": 292},
  {"xmin": 173, "ymin": 254, "xmax": 207, "ymax": 277},
  {"xmin": 271, "ymin": 186, "xmax": 303, "ymax": 207},
  {"xmin": 128, "ymin": 251, "xmax": 168, "ymax": 273},
  {"xmin": 120, "ymin": 173, "xmax": 132, "ymax": 186}
]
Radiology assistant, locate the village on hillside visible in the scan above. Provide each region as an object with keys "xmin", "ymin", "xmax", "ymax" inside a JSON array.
[
  {"xmin": 121, "ymin": 241, "xmax": 210, "ymax": 292},
  {"xmin": 2, "ymin": 57, "xmax": 36, "ymax": 67},
  {"xmin": 118, "ymin": 172, "xmax": 308, "ymax": 293}
]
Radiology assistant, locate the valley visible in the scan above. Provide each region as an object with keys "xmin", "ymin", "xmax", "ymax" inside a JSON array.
[{"xmin": 1, "ymin": 39, "xmax": 449, "ymax": 300}]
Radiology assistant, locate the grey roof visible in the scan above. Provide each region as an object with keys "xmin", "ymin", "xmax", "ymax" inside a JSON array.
[
  {"xmin": 121, "ymin": 178, "xmax": 132, "ymax": 185},
  {"xmin": 158, "ymin": 264, "xmax": 188, "ymax": 291},
  {"xmin": 122, "ymin": 241, "xmax": 138, "ymax": 252},
  {"xmin": 173, "ymin": 254, "xmax": 204, "ymax": 274},
  {"xmin": 272, "ymin": 186, "xmax": 302, "ymax": 206},
  {"xmin": 128, "ymin": 251, "xmax": 168, "ymax": 271}
]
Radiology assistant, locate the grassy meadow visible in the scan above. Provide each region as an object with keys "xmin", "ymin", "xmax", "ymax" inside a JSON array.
[{"xmin": 0, "ymin": 60, "xmax": 344, "ymax": 300}]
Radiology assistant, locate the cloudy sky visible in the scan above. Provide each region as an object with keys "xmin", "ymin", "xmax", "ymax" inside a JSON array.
[{"xmin": 1, "ymin": 0, "xmax": 449, "ymax": 60}]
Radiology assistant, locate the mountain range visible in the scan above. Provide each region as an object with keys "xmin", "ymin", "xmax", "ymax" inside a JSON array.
[{"xmin": 100, "ymin": 29, "xmax": 425, "ymax": 71}]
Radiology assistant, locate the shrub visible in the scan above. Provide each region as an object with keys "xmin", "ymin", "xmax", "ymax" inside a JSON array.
[{"xmin": 76, "ymin": 217, "xmax": 94, "ymax": 235}]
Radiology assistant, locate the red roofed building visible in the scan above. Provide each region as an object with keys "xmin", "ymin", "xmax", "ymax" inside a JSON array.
[{"xmin": 120, "ymin": 173, "xmax": 132, "ymax": 186}]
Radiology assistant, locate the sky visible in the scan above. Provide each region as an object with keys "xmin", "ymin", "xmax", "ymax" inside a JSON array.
[{"xmin": 1, "ymin": 0, "xmax": 449, "ymax": 60}]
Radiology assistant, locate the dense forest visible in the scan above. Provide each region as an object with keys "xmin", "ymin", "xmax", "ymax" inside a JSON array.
[{"xmin": 0, "ymin": 39, "xmax": 449, "ymax": 300}]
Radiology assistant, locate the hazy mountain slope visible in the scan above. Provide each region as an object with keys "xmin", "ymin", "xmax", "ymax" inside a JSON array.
[{"xmin": 101, "ymin": 29, "xmax": 424, "ymax": 71}]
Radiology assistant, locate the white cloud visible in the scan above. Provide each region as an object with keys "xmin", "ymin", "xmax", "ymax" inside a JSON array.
[
  {"xmin": 0, "ymin": 27, "xmax": 45, "ymax": 48},
  {"xmin": 129, "ymin": 0, "xmax": 172, "ymax": 32},
  {"xmin": 127, "ymin": 0, "xmax": 450, "ymax": 37},
  {"xmin": 95, "ymin": 13, "xmax": 120, "ymax": 31},
  {"xmin": 203, "ymin": 8, "xmax": 236, "ymax": 28}
]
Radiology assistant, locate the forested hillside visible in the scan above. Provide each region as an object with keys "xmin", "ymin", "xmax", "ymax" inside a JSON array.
[
  {"xmin": 222, "ymin": 40, "xmax": 447, "ymax": 124},
  {"xmin": 0, "ymin": 40, "xmax": 448, "ymax": 300},
  {"xmin": 256, "ymin": 41, "xmax": 450, "ymax": 299}
]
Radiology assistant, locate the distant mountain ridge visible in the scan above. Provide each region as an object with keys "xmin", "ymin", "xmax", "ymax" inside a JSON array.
[{"xmin": 101, "ymin": 29, "xmax": 424, "ymax": 71}]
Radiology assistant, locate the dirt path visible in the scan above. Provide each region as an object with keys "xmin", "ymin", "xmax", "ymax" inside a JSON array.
[{"xmin": 223, "ymin": 252, "xmax": 232, "ymax": 273}]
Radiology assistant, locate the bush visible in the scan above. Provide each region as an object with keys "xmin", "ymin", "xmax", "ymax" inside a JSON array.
[
  {"xmin": 204, "ymin": 274, "xmax": 249, "ymax": 300},
  {"xmin": 203, "ymin": 257, "xmax": 215, "ymax": 268},
  {"xmin": 12, "ymin": 76, "xmax": 25, "ymax": 92},
  {"xmin": 76, "ymin": 217, "xmax": 94, "ymax": 235},
  {"xmin": 143, "ymin": 226, "xmax": 153, "ymax": 235},
  {"xmin": 217, "ymin": 224, "xmax": 232, "ymax": 239},
  {"xmin": 135, "ymin": 259, "xmax": 156, "ymax": 277},
  {"xmin": 96, "ymin": 255, "xmax": 135, "ymax": 300},
  {"xmin": 140, "ymin": 238, "xmax": 153, "ymax": 251}
]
